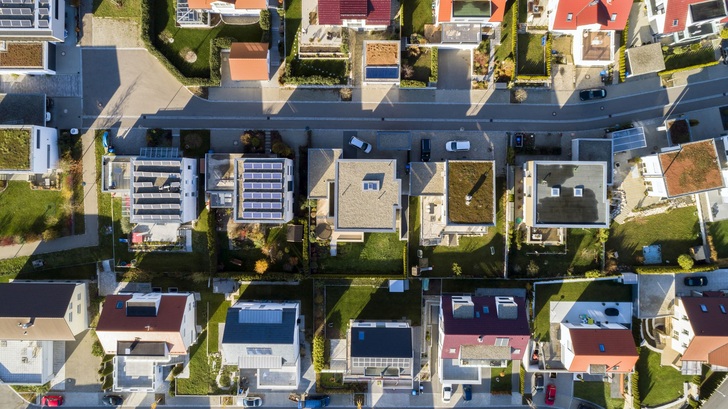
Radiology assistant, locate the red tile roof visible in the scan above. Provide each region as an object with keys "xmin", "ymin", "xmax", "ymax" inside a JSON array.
[
  {"xmin": 188, "ymin": 0, "xmax": 266, "ymax": 10},
  {"xmin": 567, "ymin": 328, "xmax": 639, "ymax": 372},
  {"xmin": 440, "ymin": 296, "xmax": 530, "ymax": 360},
  {"xmin": 663, "ymin": 0, "xmax": 713, "ymax": 33},
  {"xmin": 318, "ymin": 0, "xmax": 391, "ymax": 25},
  {"xmin": 97, "ymin": 294, "xmax": 187, "ymax": 333},
  {"xmin": 437, "ymin": 0, "xmax": 507, "ymax": 23},
  {"xmin": 552, "ymin": 0, "xmax": 632, "ymax": 30},
  {"xmin": 229, "ymin": 43, "xmax": 269, "ymax": 81}
]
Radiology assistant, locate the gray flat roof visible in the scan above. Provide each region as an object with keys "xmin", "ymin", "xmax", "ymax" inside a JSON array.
[
  {"xmin": 625, "ymin": 43, "xmax": 666, "ymax": 76},
  {"xmin": 409, "ymin": 162, "xmax": 445, "ymax": 196},
  {"xmin": 572, "ymin": 139, "xmax": 613, "ymax": 184},
  {"xmin": 533, "ymin": 162, "xmax": 608, "ymax": 227},
  {"xmin": 0, "ymin": 94, "xmax": 44, "ymax": 126},
  {"xmin": 335, "ymin": 159, "xmax": 401, "ymax": 231},
  {"xmin": 441, "ymin": 23, "xmax": 481, "ymax": 43},
  {"xmin": 308, "ymin": 149, "xmax": 341, "ymax": 199}
]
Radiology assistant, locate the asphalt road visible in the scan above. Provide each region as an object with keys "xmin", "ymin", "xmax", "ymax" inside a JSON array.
[{"xmin": 699, "ymin": 376, "xmax": 728, "ymax": 409}]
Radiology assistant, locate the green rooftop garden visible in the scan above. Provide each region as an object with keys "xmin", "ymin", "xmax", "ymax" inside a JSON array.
[{"xmin": 0, "ymin": 129, "xmax": 30, "ymax": 170}]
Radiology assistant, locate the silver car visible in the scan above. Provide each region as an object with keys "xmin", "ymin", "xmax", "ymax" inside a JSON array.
[
  {"xmin": 446, "ymin": 140, "xmax": 470, "ymax": 152},
  {"xmin": 349, "ymin": 136, "xmax": 372, "ymax": 153}
]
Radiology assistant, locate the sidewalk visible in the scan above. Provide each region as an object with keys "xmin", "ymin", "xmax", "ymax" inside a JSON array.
[{"xmin": 0, "ymin": 130, "xmax": 99, "ymax": 260}]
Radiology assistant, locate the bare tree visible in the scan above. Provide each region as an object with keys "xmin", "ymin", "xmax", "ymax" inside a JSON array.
[
  {"xmin": 514, "ymin": 88, "xmax": 528, "ymax": 103},
  {"xmin": 402, "ymin": 64, "xmax": 414, "ymax": 79}
]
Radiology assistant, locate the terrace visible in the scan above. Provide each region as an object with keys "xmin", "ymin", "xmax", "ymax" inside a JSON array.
[
  {"xmin": 447, "ymin": 161, "xmax": 495, "ymax": 226},
  {"xmin": 582, "ymin": 31, "xmax": 612, "ymax": 62},
  {"xmin": 298, "ymin": 25, "xmax": 345, "ymax": 58}
]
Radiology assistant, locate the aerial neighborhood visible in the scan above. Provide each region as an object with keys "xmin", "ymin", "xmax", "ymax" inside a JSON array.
[{"xmin": 2, "ymin": 0, "xmax": 728, "ymax": 406}]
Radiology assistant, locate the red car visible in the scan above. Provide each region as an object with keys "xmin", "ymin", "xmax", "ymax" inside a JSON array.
[
  {"xmin": 41, "ymin": 395, "xmax": 64, "ymax": 407},
  {"xmin": 545, "ymin": 384, "xmax": 556, "ymax": 405}
]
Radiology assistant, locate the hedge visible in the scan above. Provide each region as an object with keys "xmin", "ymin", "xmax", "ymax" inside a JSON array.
[
  {"xmin": 618, "ymin": 45, "xmax": 626, "ymax": 82},
  {"xmin": 510, "ymin": 0, "xmax": 518, "ymax": 73},
  {"xmin": 400, "ymin": 80, "xmax": 427, "ymax": 88},
  {"xmin": 631, "ymin": 370, "xmax": 640, "ymax": 409},
  {"xmin": 259, "ymin": 9, "xmax": 271, "ymax": 31},
  {"xmin": 207, "ymin": 208, "xmax": 218, "ymax": 273},
  {"xmin": 519, "ymin": 364, "xmax": 525, "ymax": 395},
  {"xmin": 634, "ymin": 265, "xmax": 717, "ymax": 274},
  {"xmin": 701, "ymin": 371, "xmax": 728, "ymax": 402},
  {"xmin": 302, "ymin": 217, "xmax": 310, "ymax": 275},
  {"xmin": 283, "ymin": 75, "xmax": 343, "ymax": 85},
  {"xmin": 659, "ymin": 60, "xmax": 720, "ymax": 78},
  {"xmin": 429, "ymin": 47, "xmax": 438, "ymax": 83},
  {"xmin": 313, "ymin": 334, "xmax": 325, "ymax": 372}
]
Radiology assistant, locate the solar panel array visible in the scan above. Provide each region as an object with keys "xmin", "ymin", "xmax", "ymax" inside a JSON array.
[
  {"xmin": 243, "ymin": 202, "xmax": 283, "ymax": 209},
  {"xmin": 243, "ymin": 172, "xmax": 282, "ymax": 180},
  {"xmin": 242, "ymin": 182, "xmax": 282, "ymax": 190},
  {"xmin": 242, "ymin": 212, "xmax": 284, "ymax": 220},
  {"xmin": 243, "ymin": 162, "xmax": 283, "ymax": 170},
  {"xmin": 243, "ymin": 192, "xmax": 282, "ymax": 200},
  {"xmin": 238, "ymin": 160, "xmax": 288, "ymax": 222},
  {"xmin": 365, "ymin": 66, "xmax": 399, "ymax": 80},
  {"xmin": 612, "ymin": 127, "xmax": 646, "ymax": 153}
]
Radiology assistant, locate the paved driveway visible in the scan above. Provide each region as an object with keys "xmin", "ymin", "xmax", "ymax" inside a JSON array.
[
  {"xmin": 61, "ymin": 330, "xmax": 102, "ymax": 392},
  {"xmin": 676, "ymin": 269, "xmax": 728, "ymax": 296},
  {"xmin": 437, "ymin": 49, "xmax": 471, "ymax": 90},
  {"xmin": 638, "ymin": 274, "xmax": 675, "ymax": 318}
]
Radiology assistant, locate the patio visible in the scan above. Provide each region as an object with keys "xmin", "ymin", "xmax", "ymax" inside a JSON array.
[
  {"xmin": 526, "ymin": 0, "xmax": 549, "ymax": 26},
  {"xmin": 549, "ymin": 301, "xmax": 633, "ymax": 327},
  {"xmin": 299, "ymin": 25, "xmax": 343, "ymax": 53},
  {"xmin": 582, "ymin": 31, "xmax": 612, "ymax": 62}
]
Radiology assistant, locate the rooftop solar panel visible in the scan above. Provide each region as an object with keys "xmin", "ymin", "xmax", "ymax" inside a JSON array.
[
  {"xmin": 242, "ymin": 212, "xmax": 283, "ymax": 220},
  {"xmin": 242, "ymin": 182, "xmax": 283, "ymax": 190},
  {"xmin": 612, "ymin": 127, "xmax": 647, "ymax": 153},
  {"xmin": 365, "ymin": 66, "xmax": 399, "ymax": 80},
  {"xmin": 242, "ymin": 202, "xmax": 283, "ymax": 210}
]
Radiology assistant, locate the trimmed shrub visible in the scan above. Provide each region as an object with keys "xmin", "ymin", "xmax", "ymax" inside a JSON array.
[
  {"xmin": 400, "ymin": 80, "xmax": 427, "ymax": 88},
  {"xmin": 659, "ymin": 60, "xmax": 720, "ymax": 77},
  {"xmin": 259, "ymin": 9, "xmax": 271, "ymax": 31},
  {"xmin": 635, "ymin": 265, "xmax": 717, "ymax": 274},
  {"xmin": 207, "ymin": 209, "xmax": 218, "ymax": 273},
  {"xmin": 631, "ymin": 370, "xmax": 640, "ymax": 409},
  {"xmin": 313, "ymin": 335, "xmax": 325, "ymax": 372},
  {"xmin": 678, "ymin": 254, "xmax": 694, "ymax": 270},
  {"xmin": 429, "ymin": 47, "xmax": 439, "ymax": 83}
]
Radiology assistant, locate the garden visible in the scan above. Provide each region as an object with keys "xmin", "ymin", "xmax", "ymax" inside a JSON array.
[
  {"xmin": 663, "ymin": 42, "xmax": 717, "ymax": 72},
  {"xmin": 0, "ymin": 182, "xmax": 69, "ymax": 244},
  {"xmin": 709, "ymin": 219, "xmax": 728, "ymax": 260},
  {"xmin": 493, "ymin": 0, "xmax": 516, "ymax": 82},
  {"xmin": 315, "ymin": 233, "xmax": 405, "ymax": 274},
  {"xmin": 636, "ymin": 348, "xmax": 691, "ymax": 407},
  {"xmin": 219, "ymin": 221, "xmax": 304, "ymax": 274},
  {"xmin": 573, "ymin": 381, "xmax": 624, "ymax": 409},
  {"xmin": 180, "ymin": 130, "xmax": 211, "ymax": 158},
  {"xmin": 517, "ymin": 33, "xmax": 548, "ymax": 76},
  {"xmin": 490, "ymin": 365, "xmax": 513, "ymax": 394},
  {"xmin": 400, "ymin": 46, "xmax": 434, "ymax": 87},
  {"xmin": 533, "ymin": 280, "xmax": 633, "ymax": 341},
  {"xmin": 509, "ymin": 228, "xmax": 602, "ymax": 278},
  {"xmin": 606, "ymin": 207, "xmax": 701, "ymax": 266},
  {"xmin": 402, "ymin": 0, "xmax": 432, "ymax": 37}
]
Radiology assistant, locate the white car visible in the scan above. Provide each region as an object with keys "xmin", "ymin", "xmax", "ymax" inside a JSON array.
[
  {"xmin": 242, "ymin": 396, "xmax": 262, "ymax": 407},
  {"xmin": 349, "ymin": 136, "xmax": 372, "ymax": 153},
  {"xmin": 442, "ymin": 384, "xmax": 453, "ymax": 403},
  {"xmin": 45, "ymin": 112, "xmax": 51, "ymax": 122},
  {"xmin": 446, "ymin": 140, "xmax": 470, "ymax": 152}
]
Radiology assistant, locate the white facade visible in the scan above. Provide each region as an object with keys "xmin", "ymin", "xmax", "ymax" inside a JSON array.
[
  {"xmin": 0, "ymin": 126, "xmax": 59, "ymax": 175},
  {"xmin": 670, "ymin": 298, "xmax": 694, "ymax": 355}
]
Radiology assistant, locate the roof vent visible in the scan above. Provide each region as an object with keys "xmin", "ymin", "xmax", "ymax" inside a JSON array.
[
  {"xmin": 551, "ymin": 187, "xmax": 560, "ymax": 197},
  {"xmin": 451, "ymin": 296, "xmax": 475, "ymax": 319},
  {"xmin": 574, "ymin": 187, "xmax": 583, "ymax": 197},
  {"xmin": 477, "ymin": 335, "xmax": 484, "ymax": 343}
]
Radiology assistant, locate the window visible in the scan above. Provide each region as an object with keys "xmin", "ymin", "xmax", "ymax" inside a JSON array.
[
  {"xmin": 567, "ymin": 13, "xmax": 573, "ymax": 21},
  {"xmin": 495, "ymin": 338, "xmax": 509, "ymax": 347},
  {"xmin": 449, "ymin": 348, "xmax": 456, "ymax": 354},
  {"xmin": 700, "ymin": 304, "xmax": 708, "ymax": 312},
  {"xmin": 116, "ymin": 301, "xmax": 124, "ymax": 309},
  {"xmin": 246, "ymin": 347, "xmax": 272, "ymax": 355},
  {"xmin": 77, "ymin": 293, "xmax": 81, "ymax": 301},
  {"xmin": 672, "ymin": 19, "xmax": 679, "ymax": 26},
  {"xmin": 721, "ymin": 305, "xmax": 726, "ymax": 314},
  {"xmin": 682, "ymin": 329, "xmax": 689, "ymax": 335},
  {"xmin": 673, "ymin": 330, "xmax": 679, "ymax": 339},
  {"xmin": 611, "ymin": 13, "xmax": 617, "ymax": 21},
  {"xmin": 483, "ymin": 306, "xmax": 489, "ymax": 314},
  {"xmin": 188, "ymin": 165, "xmax": 191, "ymax": 170},
  {"xmin": 362, "ymin": 181, "xmax": 380, "ymax": 191},
  {"xmin": 77, "ymin": 305, "xmax": 81, "ymax": 314},
  {"xmin": 67, "ymin": 312, "xmax": 72, "ymax": 322},
  {"xmin": 36, "ymin": 131, "xmax": 40, "ymax": 149}
]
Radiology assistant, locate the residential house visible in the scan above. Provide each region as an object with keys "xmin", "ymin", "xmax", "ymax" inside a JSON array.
[
  {"xmin": 102, "ymin": 148, "xmax": 199, "ymax": 248},
  {"xmin": 177, "ymin": 0, "xmax": 267, "ymax": 26},
  {"xmin": 670, "ymin": 295, "xmax": 728, "ymax": 375},
  {"xmin": 548, "ymin": 0, "xmax": 633, "ymax": 65},
  {"xmin": 0, "ymin": 281, "xmax": 88, "ymax": 385},
  {"xmin": 227, "ymin": 42, "xmax": 270, "ymax": 81},
  {"xmin": 641, "ymin": 139, "xmax": 726, "ymax": 198},
  {"xmin": 96, "ymin": 293, "xmax": 198, "ymax": 392},
  {"xmin": 410, "ymin": 160, "xmax": 495, "ymax": 247},
  {"xmin": 205, "ymin": 154, "xmax": 294, "ymax": 224},
  {"xmin": 221, "ymin": 301, "xmax": 301, "ymax": 390},
  {"xmin": 344, "ymin": 321, "xmax": 414, "ymax": 388},
  {"xmin": 308, "ymin": 150, "xmax": 402, "ymax": 250},
  {"xmin": 0, "ymin": 0, "xmax": 65, "ymax": 74},
  {"xmin": 0, "ymin": 125, "xmax": 59, "ymax": 177},
  {"xmin": 522, "ymin": 160, "xmax": 609, "ymax": 229},
  {"xmin": 317, "ymin": 0, "xmax": 391, "ymax": 29},
  {"xmin": 439, "ymin": 295, "xmax": 530, "ymax": 385},
  {"xmin": 559, "ymin": 324, "xmax": 638, "ymax": 374},
  {"xmin": 644, "ymin": 0, "xmax": 727, "ymax": 44},
  {"xmin": 435, "ymin": 0, "xmax": 506, "ymax": 28}
]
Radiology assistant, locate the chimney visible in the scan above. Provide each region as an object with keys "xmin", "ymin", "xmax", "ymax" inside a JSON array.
[
  {"xmin": 495, "ymin": 297, "xmax": 519, "ymax": 320},
  {"xmin": 451, "ymin": 296, "xmax": 475, "ymax": 319}
]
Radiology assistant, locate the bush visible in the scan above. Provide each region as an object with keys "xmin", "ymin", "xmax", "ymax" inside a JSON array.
[
  {"xmin": 619, "ymin": 45, "xmax": 626, "ymax": 82},
  {"xmin": 219, "ymin": 374, "xmax": 232, "ymax": 388},
  {"xmin": 452, "ymin": 263, "xmax": 462, "ymax": 276},
  {"xmin": 678, "ymin": 254, "xmax": 694, "ymax": 270},
  {"xmin": 207, "ymin": 209, "xmax": 218, "ymax": 273},
  {"xmin": 635, "ymin": 265, "xmax": 717, "ymax": 274},
  {"xmin": 313, "ymin": 335, "xmax": 325, "ymax": 372},
  {"xmin": 259, "ymin": 9, "xmax": 271, "ymax": 30},
  {"xmin": 429, "ymin": 47, "xmax": 438, "ymax": 83},
  {"xmin": 255, "ymin": 259, "xmax": 269, "ymax": 274},
  {"xmin": 519, "ymin": 364, "xmax": 525, "ymax": 395},
  {"xmin": 91, "ymin": 337, "xmax": 104, "ymax": 357},
  {"xmin": 585, "ymin": 270, "xmax": 601, "ymax": 278},
  {"xmin": 400, "ymin": 80, "xmax": 427, "ymax": 88}
]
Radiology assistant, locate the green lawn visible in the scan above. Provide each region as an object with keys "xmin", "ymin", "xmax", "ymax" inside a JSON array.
[
  {"xmin": 402, "ymin": 0, "xmax": 432, "ymax": 37},
  {"xmin": 533, "ymin": 280, "xmax": 633, "ymax": 341},
  {"xmin": 708, "ymin": 220, "xmax": 728, "ymax": 259},
  {"xmin": 573, "ymin": 381, "xmax": 624, "ymax": 409},
  {"xmin": 517, "ymin": 33, "xmax": 547, "ymax": 75},
  {"xmin": 176, "ymin": 331, "xmax": 213, "ymax": 395},
  {"xmin": 411, "ymin": 178, "xmax": 506, "ymax": 277},
  {"xmin": 285, "ymin": 0, "xmax": 302, "ymax": 61},
  {"xmin": 494, "ymin": 0, "xmax": 516, "ymax": 62},
  {"xmin": 152, "ymin": 0, "xmax": 264, "ymax": 78},
  {"xmin": 490, "ymin": 366, "xmax": 512, "ymax": 393},
  {"xmin": 0, "ymin": 182, "xmax": 68, "ymax": 240},
  {"xmin": 637, "ymin": 348, "xmax": 691, "ymax": 407},
  {"xmin": 509, "ymin": 229, "xmax": 601, "ymax": 278},
  {"xmin": 0, "ymin": 129, "xmax": 30, "ymax": 170},
  {"xmin": 325, "ymin": 281, "xmax": 422, "ymax": 339},
  {"xmin": 289, "ymin": 59, "xmax": 348, "ymax": 82},
  {"xmin": 607, "ymin": 207, "xmax": 701, "ymax": 266},
  {"xmin": 319, "ymin": 233, "xmax": 405, "ymax": 274},
  {"xmin": 664, "ymin": 46, "xmax": 716, "ymax": 71},
  {"xmin": 93, "ymin": 0, "xmax": 142, "ymax": 18}
]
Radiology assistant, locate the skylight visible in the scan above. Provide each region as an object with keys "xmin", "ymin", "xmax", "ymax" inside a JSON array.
[
  {"xmin": 700, "ymin": 304, "xmax": 708, "ymax": 312},
  {"xmin": 598, "ymin": 344, "xmax": 605, "ymax": 352},
  {"xmin": 721, "ymin": 305, "xmax": 726, "ymax": 314},
  {"xmin": 362, "ymin": 181, "xmax": 380, "ymax": 191}
]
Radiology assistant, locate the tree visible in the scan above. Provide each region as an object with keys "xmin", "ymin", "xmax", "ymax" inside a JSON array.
[
  {"xmin": 452, "ymin": 263, "xmax": 462, "ymax": 276},
  {"xmin": 513, "ymin": 88, "xmax": 528, "ymax": 103},
  {"xmin": 678, "ymin": 254, "xmax": 694, "ymax": 271},
  {"xmin": 254, "ymin": 259, "xmax": 269, "ymax": 274},
  {"xmin": 259, "ymin": 9, "xmax": 271, "ymax": 31},
  {"xmin": 401, "ymin": 64, "xmax": 414, "ymax": 79}
]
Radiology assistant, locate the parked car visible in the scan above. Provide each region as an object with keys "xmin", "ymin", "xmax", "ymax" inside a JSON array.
[
  {"xmin": 420, "ymin": 138, "xmax": 431, "ymax": 162},
  {"xmin": 102, "ymin": 131, "xmax": 115, "ymax": 154},
  {"xmin": 101, "ymin": 395, "xmax": 123, "ymax": 406},
  {"xmin": 605, "ymin": 307, "xmax": 619, "ymax": 316},
  {"xmin": 445, "ymin": 140, "xmax": 470, "ymax": 152},
  {"xmin": 462, "ymin": 384, "xmax": 472, "ymax": 401},
  {"xmin": 442, "ymin": 384, "xmax": 453, "ymax": 402},
  {"xmin": 684, "ymin": 276, "xmax": 708, "ymax": 286},
  {"xmin": 45, "ymin": 111, "xmax": 52, "ymax": 122},
  {"xmin": 242, "ymin": 397, "xmax": 263, "ymax": 407},
  {"xmin": 545, "ymin": 384, "xmax": 556, "ymax": 405},
  {"xmin": 349, "ymin": 136, "xmax": 372, "ymax": 153},
  {"xmin": 534, "ymin": 373, "xmax": 544, "ymax": 391},
  {"xmin": 41, "ymin": 395, "xmax": 64, "ymax": 407},
  {"xmin": 579, "ymin": 88, "xmax": 607, "ymax": 101},
  {"xmin": 297, "ymin": 395, "xmax": 330, "ymax": 409}
]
